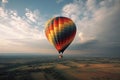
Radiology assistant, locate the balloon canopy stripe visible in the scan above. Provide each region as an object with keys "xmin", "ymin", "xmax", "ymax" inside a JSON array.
[{"xmin": 45, "ymin": 17, "xmax": 76, "ymax": 53}]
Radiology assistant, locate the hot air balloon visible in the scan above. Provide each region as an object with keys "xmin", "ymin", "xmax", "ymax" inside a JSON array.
[{"xmin": 45, "ymin": 16, "xmax": 76, "ymax": 58}]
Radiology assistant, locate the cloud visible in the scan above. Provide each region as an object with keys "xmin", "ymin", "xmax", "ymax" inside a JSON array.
[
  {"xmin": 25, "ymin": 8, "xmax": 43, "ymax": 24},
  {"xmin": 62, "ymin": 0, "xmax": 97, "ymax": 43},
  {"xmin": 62, "ymin": 1, "xmax": 82, "ymax": 21},
  {"xmin": 60, "ymin": 0, "xmax": 120, "ymax": 56},
  {"xmin": 56, "ymin": 0, "xmax": 64, "ymax": 4},
  {"xmin": 2, "ymin": 0, "xmax": 8, "ymax": 3},
  {"xmin": 0, "ymin": 5, "xmax": 46, "ymax": 53},
  {"xmin": 61, "ymin": 0, "xmax": 120, "ymax": 42},
  {"xmin": 0, "ymin": 7, "xmax": 45, "ymax": 40},
  {"xmin": 86, "ymin": 0, "xmax": 97, "ymax": 11}
]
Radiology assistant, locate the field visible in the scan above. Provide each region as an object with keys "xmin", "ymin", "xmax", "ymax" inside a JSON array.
[{"xmin": 0, "ymin": 55, "xmax": 120, "ymax": 80}]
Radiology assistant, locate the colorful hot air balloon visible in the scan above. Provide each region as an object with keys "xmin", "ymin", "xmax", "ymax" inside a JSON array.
[{"xmin": 45, "ymin": 16, "xmax": 76, "ymax": 58}]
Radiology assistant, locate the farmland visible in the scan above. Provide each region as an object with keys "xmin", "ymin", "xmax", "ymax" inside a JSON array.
[{"xmin": 0, "ymin": 55, "xmax": 120, "ymax": 80}]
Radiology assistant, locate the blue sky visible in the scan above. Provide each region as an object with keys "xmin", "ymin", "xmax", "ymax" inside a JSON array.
[
  {"xmin": 1, "ymin": 0, "xmax": 73, "ymax": 17},
  {"xmin": 0, "ymin": 0, "xmax": 120, "ymax": 57}
]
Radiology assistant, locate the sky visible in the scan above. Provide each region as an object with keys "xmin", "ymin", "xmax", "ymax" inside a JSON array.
[{"xmin": 0, "ymin": 0, "xmax": 120, "ymax": 57}]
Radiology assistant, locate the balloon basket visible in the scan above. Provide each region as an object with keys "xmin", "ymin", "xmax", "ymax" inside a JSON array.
[{"xmin": 58, "ymin": 54, "xmax": 63, "ymax": 59}]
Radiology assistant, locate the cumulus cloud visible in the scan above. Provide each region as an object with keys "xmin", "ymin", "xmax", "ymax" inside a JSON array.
[
  {"xmin": 62, "ymin": 1, "xmax": 82, "ymax": 21},
  {"xmin": 61, "ymin": 0, "xmax": 120, "ymax": 56},
  {"xmin": 62, "ymin": 0, "xmax": 97, "ymax": 43},
  {"xmin": 62, "ymin": 0, "xmax": 120, "ymax": 42}
]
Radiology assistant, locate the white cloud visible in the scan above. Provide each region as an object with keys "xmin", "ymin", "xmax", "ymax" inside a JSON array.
[
  {"xmin": 86, "ymin": 0, "xmax": 97, "ymax": 11},
  {"xmin": 0, "ymin": 6, "xmax": 46, "ymax": 53},
  {"xmin": 2, "ymin": 0, "xmax": 8, "ymax": 3},
  {"xmin": 62, "ymin": 1, "xmax": 83, "ymax": 21},
  {"xmin": 25, "ymin": 8, "xmax": 39, "ymax": 23},
  {"xmin": 61, "ymin": 0, "xmax": 120, "ymax": 44},
  {"xmin": 0, "ymin": 8, "xmax": 45, "ymax": 40}
]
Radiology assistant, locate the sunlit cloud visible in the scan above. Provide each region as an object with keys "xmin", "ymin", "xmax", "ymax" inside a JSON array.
[
  {"xmin": 0, "ymin": 7, "xmax": 45, "ymax": 40},
  {"xmin": 0, "ymin": 3, "xmax": 46, "ymax": 53}
]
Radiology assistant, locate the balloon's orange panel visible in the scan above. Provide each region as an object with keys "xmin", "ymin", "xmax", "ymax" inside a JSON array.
[{"xmin": 45, "ymin": 16, "xmax": 76, "ymax": 53}]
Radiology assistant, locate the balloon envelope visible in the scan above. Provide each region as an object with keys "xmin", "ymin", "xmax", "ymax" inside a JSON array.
[{"xmin": 45, "ymin": 16, "xmax": 76, "ymax": 53}]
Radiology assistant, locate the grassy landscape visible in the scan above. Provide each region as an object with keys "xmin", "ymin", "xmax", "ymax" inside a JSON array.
[{"xmin": 0, "ymin": 55, "xmax": 120, "ymax": 80}]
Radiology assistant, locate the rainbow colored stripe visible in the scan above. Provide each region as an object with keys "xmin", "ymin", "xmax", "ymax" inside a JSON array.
[{"xmin": 45, "ymin": 17, "xmax": 76, "ymax": 53}]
